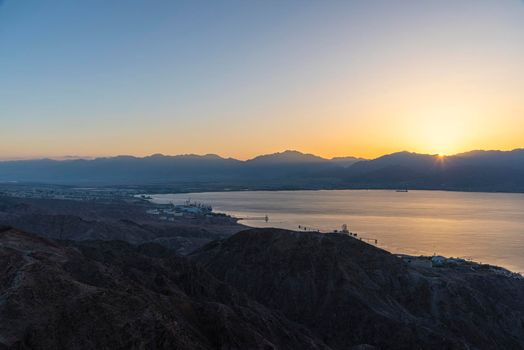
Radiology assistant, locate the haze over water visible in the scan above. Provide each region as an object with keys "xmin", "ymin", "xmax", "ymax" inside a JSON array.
[{"xmin": 151, "ymin": 190, "xmax": 524, "ymax": 273}]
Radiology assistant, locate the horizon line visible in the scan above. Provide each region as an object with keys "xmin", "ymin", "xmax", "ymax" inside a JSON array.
[{"xmin": 1, "ymin": 148, "xmax": 523, "ymax": 163}]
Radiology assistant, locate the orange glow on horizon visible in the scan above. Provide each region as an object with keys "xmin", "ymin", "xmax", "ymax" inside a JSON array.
[{"xmin": 1, "ymin": 1, "xmax": 522, "ymax": 161}]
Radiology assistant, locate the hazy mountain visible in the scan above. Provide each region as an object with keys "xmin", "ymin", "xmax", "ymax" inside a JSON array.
[
  {"xmin": 247, "ymin": 151, "xmax": 363, "ymax": 167},
  {"xmin": 329, "ymin": 156, "xmax": 365, "ymax": 167},
  {"xmin": 247, "ymin": 150, "xmax": 328, "ymax": 164},
  {"xmin": 343, "ymin": 149, "xmax": 524, "ymax": 192},
  {"xmin": 0, "ymin": 149, "xmax": 523, "ymax": 192},
  {"xmin": 0, "ymin": 150, "xmax": 350, "ymax": 185},
  {"xmin": 347, "ymin": 151, "xmax": 439, "ymax": 175},
  {"xmin": 0, "ymin": 154, "xmax": 243, "ymax": 184}
]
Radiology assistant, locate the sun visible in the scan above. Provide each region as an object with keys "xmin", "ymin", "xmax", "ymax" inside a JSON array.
[{"xmin": 411, "ymin": 104, "xmax": 475, "ymax": 158}]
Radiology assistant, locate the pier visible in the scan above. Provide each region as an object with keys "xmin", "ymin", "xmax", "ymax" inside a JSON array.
[
  {"xmin": 298, "ymin": 224, "xmax": 378, "ymax": 245},
  {"xmin": 239, "ymin": 215, "xmax": 269, "ymax": 222}
]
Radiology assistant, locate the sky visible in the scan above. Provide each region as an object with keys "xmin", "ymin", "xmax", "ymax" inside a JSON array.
[{"xmin": 0, "ymin": 0, "xmax": 523, "ymax": 160}]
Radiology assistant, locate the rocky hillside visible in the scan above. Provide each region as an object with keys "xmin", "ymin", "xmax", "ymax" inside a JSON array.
[
  {"xmin": 0, "ymin": 226, "xmax": 326, "ymax": 350},
  {"xmin": 2, "ymin": 225, "xmax": 524, "ymax": 349},
  {"xmin": 0, "ymin": 196, "xmax": 244, "ymax": 255},
  {"xmin": 192, "ymin": 228, "xmax": 524, "ymax": 350}
]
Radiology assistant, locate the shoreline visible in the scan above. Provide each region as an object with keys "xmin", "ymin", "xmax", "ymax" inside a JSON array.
[
  {"xmin": 145, "ymin": 190, "xmax": 524, "ymax": 274},
  {"xmin": 142, "ymin": 186, "xmax": 524, "ymax": 197},
  {"xmin": 396, "ymin": 253, "xmax": 523, "ymax": 278}
]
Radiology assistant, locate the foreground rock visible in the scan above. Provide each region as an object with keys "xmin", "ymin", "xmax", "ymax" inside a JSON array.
[
  {"xmin": 2, "ymin": 224, "xmax": 524, "ymax": 349},
  {"xmin": 192, "ymin": 228, "xmax": 524, "ymax": 350},
  {"xmin": 0, "ymin": 226, "xmax": 326, "ymax": 350}
]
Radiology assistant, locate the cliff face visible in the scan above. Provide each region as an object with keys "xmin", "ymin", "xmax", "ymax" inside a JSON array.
[
  {"xmin": 192, "ymin": 228, "xmax": 524, "ymax": 350},
  {"xmin": 0, "ymin": 227, "xmax": 326, "ymax": 350}
]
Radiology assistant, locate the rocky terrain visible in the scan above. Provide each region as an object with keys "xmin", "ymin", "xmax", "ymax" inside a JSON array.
[
  {"xmin": 0, "ymin": 196, "xmax": 244, "ymax": 255},
  {"xmin": 1, "ymin": 224, "xmax": 524, "ymax": 349},
  {"xmin": 192, "ymin": 228, "xmax": 524, "ymax": 350},
  {"xmin": 0, "ymin": 226, "xmax": 325, "ymax": 350}
]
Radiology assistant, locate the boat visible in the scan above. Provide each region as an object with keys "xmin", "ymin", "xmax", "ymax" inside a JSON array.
[{"xmin": 396, "ymin": 189, "xmax": 408, "ymax": 192}]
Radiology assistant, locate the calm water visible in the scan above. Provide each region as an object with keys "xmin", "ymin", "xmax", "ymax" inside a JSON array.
[{"xmin": 150, "ymin": 190, "xmax": 524, "ymax": 272}]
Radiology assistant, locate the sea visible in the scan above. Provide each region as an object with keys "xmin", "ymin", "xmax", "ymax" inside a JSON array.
[{"xmin": 150, "ymin": 190, "xmax": 524, "ymax": 272}]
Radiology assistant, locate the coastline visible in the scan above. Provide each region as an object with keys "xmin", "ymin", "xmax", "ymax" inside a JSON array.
[
  {"xmin": 137, "ymin": 185, "xmax": 524, "ymax": 196},
  {"xmin": 146, "ymin": 190, "xmax": 524, "ymax": 274}
]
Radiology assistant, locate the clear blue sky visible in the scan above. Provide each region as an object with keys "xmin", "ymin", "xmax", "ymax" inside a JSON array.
[{"xmin": 1, "ymin": 0, "xmax": 523, "ymax": 159}]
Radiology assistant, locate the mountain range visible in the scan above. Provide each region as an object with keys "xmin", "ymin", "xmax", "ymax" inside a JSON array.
[{"xmin": 1, "ymin": 149, "xmax": 524, "ymax": 192}]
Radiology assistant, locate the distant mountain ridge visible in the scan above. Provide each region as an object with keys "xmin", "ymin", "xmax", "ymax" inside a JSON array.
[
  {"xmin": 247, "ymin": 150, "xmax": 329, "ymax": 164},
  {"xmin": 1, "ymin": 149, "xmax": 523, "ymax": 192}
]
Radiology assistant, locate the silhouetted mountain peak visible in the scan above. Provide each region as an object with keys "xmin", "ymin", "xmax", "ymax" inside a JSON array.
[
  {"xmin": 375, "ymin": 151, "xmax": 433, "ymax": 160},
  {"xmin": 1, "ymin": 149, "xmax": 523, "ymax": 190},
  {"xmin": 248, "ymin": 150, "xmax": 328, "ymax": 164},
  {"xmin": 455, "ymin": 148, "xmax": 524, "ymax": 158},
  {"xmin": 148, "ymin": 153, "xmax": 166, "ymax": 158}
]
